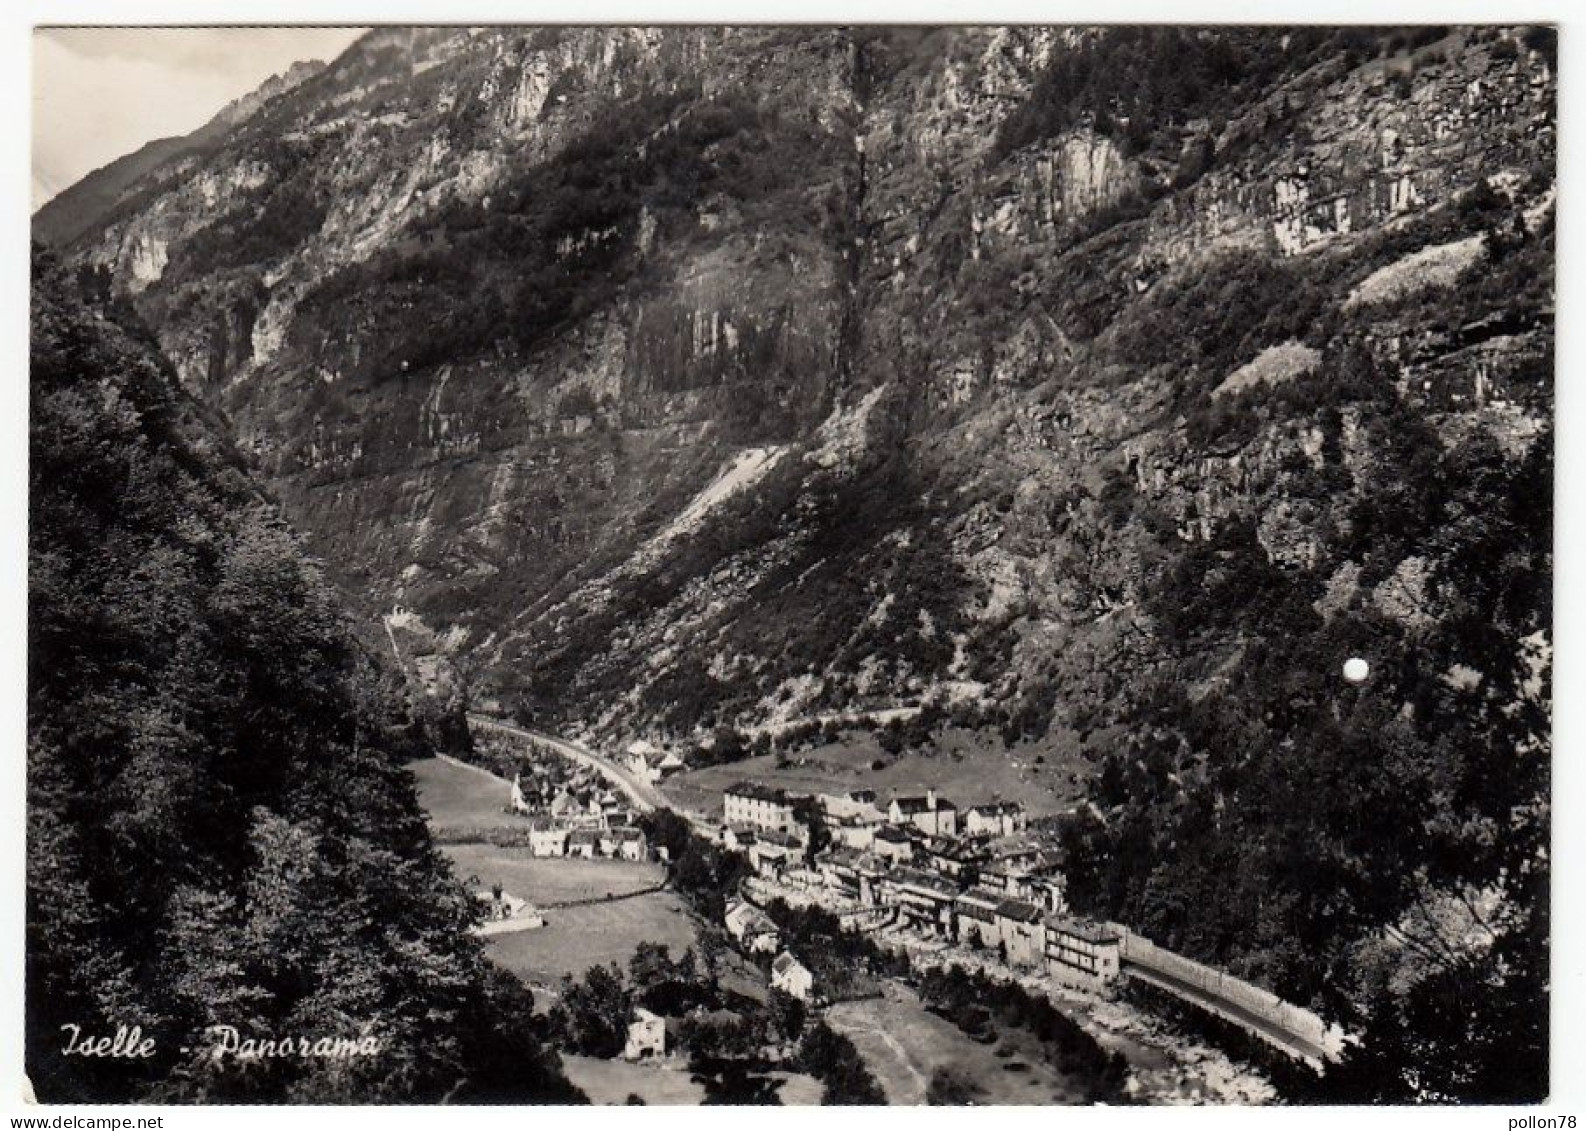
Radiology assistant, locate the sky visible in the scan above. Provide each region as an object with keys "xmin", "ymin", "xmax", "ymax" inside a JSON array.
[{"xmin": 32, "ymin": 27, "xmax": 366, "ymax": 208}]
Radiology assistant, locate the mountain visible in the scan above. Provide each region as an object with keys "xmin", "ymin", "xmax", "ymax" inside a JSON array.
[
  {"xmin": 40, "ymin": 26, "xmax": 1554, "ymax": 1100},
  {"xmin": 27, "ymin": 249, "xmax": 581, "ymax": 1103},
  {"xmin": 33, "ymin": 59, "xmax": 326, "ymax": 248}
]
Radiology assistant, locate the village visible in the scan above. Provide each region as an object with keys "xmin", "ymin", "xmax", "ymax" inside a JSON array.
[
  {"xmin": 471, "ymin": 734, "xmax": 1132, "ymax": 1013},
  {"xmin": 431, "ymin": 724, "xmax": 1336, "ymax": 1103},
  {"xmin": 473, "ymin": 728, "xmax": 1119, "ymax": 998},
  {"xmin": 713, "ymin": 780, "xmax": 1129, "ymax": 994}
]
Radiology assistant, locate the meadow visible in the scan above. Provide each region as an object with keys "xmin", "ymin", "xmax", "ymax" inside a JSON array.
[
  {"xmin": 483, "ymin": 891, "xmax": 701, "ymax": 987},
  {"xmin": 442, "ymin": 845, "xmax": 665, "ymax": 905},
  {"xmin": 410, "ymin": 755, "xmax": 521, "ymax": 831},
  {"xmin": 661, "ymin": 726, "xmax": 1086, "ymax": 819}
]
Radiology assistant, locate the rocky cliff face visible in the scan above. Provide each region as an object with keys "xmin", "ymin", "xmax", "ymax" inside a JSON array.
[
  {"xmin": 40, "ymin": 27, "xmax": 1554, "ymax": 1087},
  {"xmin": 44, "ymin": 27, "xmax": 1552, "ymax": 752}
]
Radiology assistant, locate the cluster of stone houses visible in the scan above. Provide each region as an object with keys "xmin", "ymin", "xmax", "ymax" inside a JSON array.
[
  {"xmin": 720, "ymin": 781, "xmax": 1120, "ymax": 987},
  {"xmin": 723, "ymin": 899, "xmax": 782, "ymax": 955},
  {"xmin": 722, "ymin": 898, "xmax": 817, "ymax": 1002},
  {"xmin": 620, "ymin": 738, "xmax": 688, "ymax": 784},
  {"xmin": 508, "ymin": 766, "xmax": 649, "ymax": 861}
]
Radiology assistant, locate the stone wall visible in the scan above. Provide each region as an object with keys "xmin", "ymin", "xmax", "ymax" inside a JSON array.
[{"xmin": 1110, "ymin": 923, "xmax": 1342, "ymax": 1061}]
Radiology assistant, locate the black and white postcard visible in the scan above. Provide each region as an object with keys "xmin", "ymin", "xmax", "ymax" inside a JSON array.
[{"xmin": 24, "ymin": 20, "xmax": 1559, "ymax": 1112}]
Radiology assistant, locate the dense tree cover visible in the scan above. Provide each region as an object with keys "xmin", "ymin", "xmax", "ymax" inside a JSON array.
[
  {"xmin": 27, "ymin": 251, "xmax": 580, "ymax": 1103},
  {"xmin": 640, "ymin": 810, "xmax": 751, "ymax": 923},
  {"xmin": 1056, "ymin": 223, "xmax": 1552, "ymax": 1099},
  {"xmin": 796, "ymin": 1020, "xmax": 887, "ymax": 1104},
  {"xmin": 548, "ymin": 939, "xmax": 876, "ymax": 1104}
]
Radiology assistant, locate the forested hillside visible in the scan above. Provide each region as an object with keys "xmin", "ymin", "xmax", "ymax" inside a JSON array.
[
  {"xmin": 27, "ymin": 249, "xmax": 581, "ymax": 1103},
  {"xmin": 35, "ymin": 26, "xmax": 1555, "ymax": 1102}
]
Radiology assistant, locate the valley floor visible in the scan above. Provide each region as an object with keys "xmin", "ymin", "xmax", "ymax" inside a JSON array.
[
  {"xmin": 661, "ymin": 726, "xmax": 1088, "ymax": 820},
  {"xmin": 412, "ymin": 743, "xmax": 1278, "ymax": 1105},
  {"xmin": 413, "ymin": 755, "xmax": 700, "ymax": 990}
]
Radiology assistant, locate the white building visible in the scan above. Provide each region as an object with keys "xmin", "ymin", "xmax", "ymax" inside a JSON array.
[
  {"xmin": 624, "ymin": 739, "xmax": 686, "ymax": 783},
  {"xmin": 964, "ymin": 800, "xmax": 1028, "ymax": 839},
  {"xmin": 622, "ymin": 1008, "xmax": 668, "ymax": 1060},
  {"xmin": 527, "ymin": 822, "xmax": 568, "ymax": 858},
  {"xmin": 770, "ymin": 951, "xmax": 815, "ymax": 1001},
  {"xmin": 1045, "ymin": 916, "xmax": 1122, "ymax": 983},
  {"xmin": 724, "ymin": 782, "xmax": 801, "ymax": 834},
  {"xmin": 888, "ymin": 790, "xmax": 958, "ymax": 837}
]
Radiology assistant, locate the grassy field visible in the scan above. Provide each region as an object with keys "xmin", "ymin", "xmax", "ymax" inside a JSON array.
[
  {"xmin": 560, "ymin": 1056, "xmax": 822, "ymax": 1105},
  {"xmin": 824, "ymin": 983, "xmax": 1078, "ymax": 1104},
  {"xmin": 771, "ymin": 1071, "xmax": 823, "ymax": 1105},
  {"xmin": 484, "ymin": 891, "xmax": 700, "ymax": 986},
  {"xmin": 410, "ymin": 755, "xmax": 521, "ymax": 831},
  {"xmin": 662, "ymin": 727, "xmax": 1086, "ymax": 820},
  {"xmin": 442, "ymin": 845, "xmax": 664, "ymax": 905},
  {"xmin": 560, "ymin": 1055, "xmax": 705, "ymax": 1104},
  {"xmin": 413, "ymin": 755, "xmax": 697, "ymax": 989}
]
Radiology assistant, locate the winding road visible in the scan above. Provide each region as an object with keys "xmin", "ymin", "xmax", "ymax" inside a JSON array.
[{"xmin": 466, "ymin": 714, "xmax": 714, "ymax": 830}]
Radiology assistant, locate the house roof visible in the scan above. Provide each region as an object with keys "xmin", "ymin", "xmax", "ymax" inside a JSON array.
[
  {"xmin": 893, "ymin": 869, "xmax": 959, "ymax": 900},
  {"xmin": 817, "ymin": 847, "xmax": 865, "ymax": 869},
  {"xmin": 568, "ymin": 829, "xmax": 601, "ymax": 846},
  {"xmin": 927, "ymin": 841, "xmax": 990, "ymax": 863},
  {"xmin": 893, "ymin": 795, "xmax": 957, "ymax": 813},
  {"xmin": 726, "ymin": 781, "xmax": 796, "ymax": 805},
  {"xmin": 772, "ymin": 952, "xmax": 809, "ymax": 977},
  {"xmin": 850, "ymin": 851, "xmax": 889, "ymax": 873},
  {"xmin": 757, "ymin": 828, "xmax": 803, "ymax": 848},
  {"xmin": 996, "ymin": 898, "xmax": 1044, "ymax": 924},
  {"xmin": 955, "ymin": 888, "xmax": 1002, "ymax": 911},
  {"xmin": 1047, "ymin": 915, "xmax": 1121, "ymax": 944},
  {"xmin": 873, "ymin": 825, "xmax": 912, "ymax": 844},
  {"xmin": 820, "ymin": 788, "xmax": 877, "ymax": 804},
  {"xmin": 968, "ymin": 801, "xmax": 1024, "ymax": 817},
  {"xmin": 725, "ymin": 902, "xmax": 774, "ymax": 934}
]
